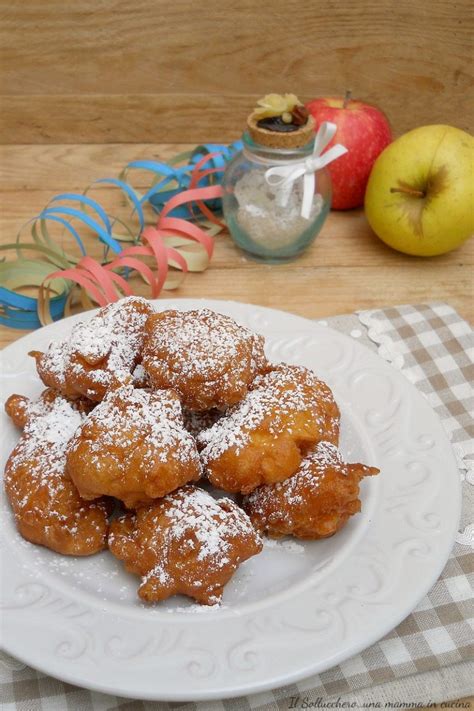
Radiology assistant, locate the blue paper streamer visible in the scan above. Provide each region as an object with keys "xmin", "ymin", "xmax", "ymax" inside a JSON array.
[{"xmin": 0, "ymin": 140, "xmax": 242, "ymax": 329}]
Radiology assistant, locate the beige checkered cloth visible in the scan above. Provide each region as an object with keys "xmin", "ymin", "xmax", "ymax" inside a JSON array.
[{"xmin": 1, "ymin": 303, "xmax": 473, "ymax": 710}]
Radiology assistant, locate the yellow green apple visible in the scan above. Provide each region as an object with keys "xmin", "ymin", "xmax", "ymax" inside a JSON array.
[{"xmin": 365, "ymin": 125, "xmax": 473, "ymax": 256}]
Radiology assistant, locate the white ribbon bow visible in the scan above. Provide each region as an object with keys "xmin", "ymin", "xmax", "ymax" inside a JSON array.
[{"xmin": 265, "ymin": 121, "xmax": 348, "ymax": 220}]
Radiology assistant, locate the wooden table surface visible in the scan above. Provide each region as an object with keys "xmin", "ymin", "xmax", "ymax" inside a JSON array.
[
  {"xmin": 0, "ymin": 143, "xmax": 473, "ymax": 709},
  {"xmin": 0, "ymin": 142, "xmax": 473, "ymax": 349}
]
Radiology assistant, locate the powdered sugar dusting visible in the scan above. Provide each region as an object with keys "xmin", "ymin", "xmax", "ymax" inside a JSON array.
[
  {"xmin": 37, "ymin": 296, "xmax": 153, "ymax": 399},
  {"xmin": 142, "ymin": 308, "xmax": 267, "ymax": 409},
  {"xmin": 39, "ymin": 340, "xmax": 68, "ymax": 387},
  {"xmin": 182, "ymin": 408, "xmax": 224, "ymax": 439},
  {"xmin": 246, "ymin": 441, "xmax": 341, "ymax": 513},
  {"xmin": 3, "ymin": 394, "xmax": 106, "ymax": 543},
  {"xmin": 145, "ymin": 308, "xmax": 264, "ymax": 379},
  {"xmin": 244, "ymin": 441, "xmax": 379, "ymax": 539},
  {"xmin": 6, "ymin": 395, "xmax": 85, "ymax": 492},
  {"xmin": 198, "ymin": 364, "xmax": 336, "ymax": 462},
  {"xmin": 72, "ymin": 384, "xmax": 199, "ymax": 467},
  {"xmin": 263, "ymin": 537, "xmax": 305, "ymax": 554},
  {"xmin": 164, "ymin": 602, "xmax": 223, "ymax": 613},
  {"xmin": 132, "ymin": 363, "xmax": 150, "ymax": 388},
  {"xmin": 140, "ymin": 486, "xmax": 262, "ymax": 603},
  {"xmin": 272, "ymin": 441, "xmax": 341, "ymax": 504},
  {"xmin": 164, "ymin": 487, "xmax": 260, "ymax": 564},
  {"xmin": 109, "ymin": 485, "xmax": 263, "ymax": 605}
]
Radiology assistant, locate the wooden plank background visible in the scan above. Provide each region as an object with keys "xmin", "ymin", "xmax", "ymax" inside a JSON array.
[
  {"xmin": 0, "ymin": 11, "xmax": 473, "ymax": 707},
  {"xmin": 1, "ymin": 0, "xmax": 472, "ymax": 143},
  {"xmin": 0, "ymin": 141, "xmax": 472, "ymax": 351}
]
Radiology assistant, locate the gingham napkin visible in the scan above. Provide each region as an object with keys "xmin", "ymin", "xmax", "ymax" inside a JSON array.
[{"xmin": 1, "ymin": 303, "xmax": 473, "ymax": 710}]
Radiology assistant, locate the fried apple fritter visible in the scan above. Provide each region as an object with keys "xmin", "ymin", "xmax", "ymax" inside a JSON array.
[
  {"xmin": 66, "ymin": 384, "xmax": 202, "ymax": 508},
  {"xmin": 4, "ymin": 390, "xmax": 111, "ymax": 555},
  {"xmin": 182, "ymin": 407, "xmax": 224, "ymax": 441},
  {"xmin": 243, "ymin": 441, "xmax": 379, "ymax": 539},
  {"xmin": 141, "ymin": 309, "xmax": 268, "ymax": 411},
  {"xmin": 5, "ymin": 389, "xmax": 94, "ymax": 429},
  {"xmin": 108, "ymin": 485, "xmax": 262, "ymax": 605},
  {"xmin": 5, "ymin": 393, "xmax": 30, "ymax": 429},
  {"xmin": 197, "ymin": 364, "xmax": 340, "ymax": 494},
  {"xmin": 30, "ymin": 296, "xmax": 154, "ymax": 402}
]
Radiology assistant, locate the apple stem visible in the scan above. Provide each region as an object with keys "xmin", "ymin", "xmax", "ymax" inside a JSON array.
[
  {"xmin": 342, "ymin": 90, "xmax": 352, "ymax": 108},
  {"xmin": 390, "ymin": 186, "xmax": 426, "ymax": 198}
]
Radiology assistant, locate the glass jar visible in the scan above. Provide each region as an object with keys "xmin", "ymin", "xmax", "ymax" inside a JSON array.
[{"xmin": 222, "ymin": 131, "xmax": 332, "ymax": 263}]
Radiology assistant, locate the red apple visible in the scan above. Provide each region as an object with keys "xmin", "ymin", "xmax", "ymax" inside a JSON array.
[{"xmin": 306, "ymin": 92, "xmax": 392, "ymax": 210}]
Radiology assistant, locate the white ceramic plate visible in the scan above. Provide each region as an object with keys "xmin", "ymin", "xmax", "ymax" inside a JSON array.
[{"xmin": 0, "ymin": 299, "xmax": 461, "ymax": 701}]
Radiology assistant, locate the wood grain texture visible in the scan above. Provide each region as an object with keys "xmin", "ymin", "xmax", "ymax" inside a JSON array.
[
  {"xmin": 1, "ymin": 261, "xmax": 472, "ymax": 349},
  {"xmin": 0, "ymin": 141, "xmax": 472, "ymax": 264},
  {"xmin": 2, "ymin": 188, "xmax": 473, "ymax": 270},
  {"xmin": 1, "ymin": 142, "xmax": 472, "ymax": 348},
  {"xmin": 0, "ymin": 150, "xmax": 473, "ymax": 711},
  {"xmin": 0, "ymin": 0, "xmax": 472, "ymax": 143},
  {"xmin": 0, "ymin": 143, "xmax": 195, "ymax": 190}
]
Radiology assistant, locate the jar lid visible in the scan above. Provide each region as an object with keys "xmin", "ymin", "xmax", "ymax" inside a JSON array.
[
  {"xmin": 241, "ymin": 132, "xmax": 315, "ymax": 165},
  {"xmin": 247, "ymin": 112, "xmax": 315, "ymax": 149}
]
